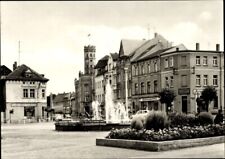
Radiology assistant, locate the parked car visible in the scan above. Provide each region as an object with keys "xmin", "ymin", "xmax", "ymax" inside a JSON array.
[
  {"xmin": 131, "ymin": 110, "xmax": 150, "ymax": 119},
  {"xmin": 55, "ymin": 114, "xmax": 63, "ymax": 122}
]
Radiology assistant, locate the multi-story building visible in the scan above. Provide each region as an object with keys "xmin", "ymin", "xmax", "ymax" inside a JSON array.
[
  {"xmin": 160, "ymin": 43, "xmax": 224, "ymax": 114},
  {"xmin": 1, "ymin": 63, "xmax": 49, "ymax": 123},
  {"xmin": 130, "ymin": 33, "xmax": 172, "ymax": 113},
  {"xmin": 94, "ymin": 53, "xmax": 119, "ymax": 117},
  {"xmin": 116, "ymin": 39, "xmax": 147, "ymax": 115},
  {"xmin": 130, "ymin": 40, "xmax": 224, "ymax": 114},
  {"xmin": 73, "ymin": 45, "xmax": 96, "ymax": 118}
]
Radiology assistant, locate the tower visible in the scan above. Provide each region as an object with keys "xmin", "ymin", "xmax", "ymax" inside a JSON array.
[{"xmin": 84, "ymin": 45, "xmax": 96, "ymax": 75}]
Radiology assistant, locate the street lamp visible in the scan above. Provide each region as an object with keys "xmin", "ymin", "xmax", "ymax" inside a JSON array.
[{"xmin": 124, "ymin": 67, "xmax": 128, "ymax": 117}]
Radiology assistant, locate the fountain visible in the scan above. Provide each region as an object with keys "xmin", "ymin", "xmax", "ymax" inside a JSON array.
[{"xmin": 55, "ymin": 79, "xmax": 130, "ymax": 131}]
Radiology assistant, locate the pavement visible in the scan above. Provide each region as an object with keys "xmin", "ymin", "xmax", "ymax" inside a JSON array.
[{"xmin": 1, "ymin": 122, "xmax": 225, "ymax": 158}]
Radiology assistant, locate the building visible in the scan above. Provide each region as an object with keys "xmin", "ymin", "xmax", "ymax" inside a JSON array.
[
  {"xmin": 47, "ymin": 92, "xmax": 75, "ymax": 119},
  {"xmin": 130, "ymin": 33, "xmax": 172, "ymax": 113},
  {"xmin": 73, "ymin": 45, "xmax": 96, "ymax": 118},
  {"xmin": 160, "ymin": 43, "xmax": 224, "ymax": 114},
  {"xmin": 130, "ymin": 39, "xmax": 224, "ymax": 114},
  {"xmin": 94, "ymin": 53, "xmax": 119, "ymax": 117},
  {"xmin": 1, "ymin": 63, "xmax": 49, "ymax": 123},
  {"xmin": 116, "ymin": 39, "xmax": 147, "ymax": 115},
  {"xmin": 0, "ymin": 65, "xmax": 12, "ymax": 122}
]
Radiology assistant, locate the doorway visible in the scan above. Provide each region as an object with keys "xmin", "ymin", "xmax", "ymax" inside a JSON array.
[{"xmin": 182, "ymin": 96, "xmax": 188, "ymax": 114}]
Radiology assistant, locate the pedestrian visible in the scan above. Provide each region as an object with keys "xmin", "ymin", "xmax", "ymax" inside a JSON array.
[{"xmin": 214, "ymin": 109, "xmax": 223, "ymax": 124}]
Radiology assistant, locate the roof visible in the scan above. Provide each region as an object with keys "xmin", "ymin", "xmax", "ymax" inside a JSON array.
[
  {"xmin": 0, "ymin": 65, "xmax": 12, "ymax": 77},
  {"xmin": 94, "ymin": 55, "xmax": 109, "ymax": 69},
  {"xmin": 130, "ymin": 33, "xmax": 171, "ymax": 62},
  {"xmin": 110, "ymin": 53, "xmax": 119, "ymax": 61},
  {"xmin": 119, "ymin": 39, "xmax": 146, "ymax": 57},
  {"xmin": 5, "ymin": 64, "xmax": 49, "ymax": 82},
  {"xmin": 53, "ymin": 93, "xmax": 70, "ymax": 103}
]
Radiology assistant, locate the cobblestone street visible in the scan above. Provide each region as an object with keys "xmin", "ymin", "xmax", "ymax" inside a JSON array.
[{"xmin": 1, "ymin": 122, "xmax": 224, "ymax": 158}]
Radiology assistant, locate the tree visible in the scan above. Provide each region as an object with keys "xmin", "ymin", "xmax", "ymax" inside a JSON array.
[
  {"xmin": 159, "ymin": 88, "xmax": 176, "ymax": 113},
  {"xmin": 201, "ymin": 86, "xmax": 217, "ymax": 112}
]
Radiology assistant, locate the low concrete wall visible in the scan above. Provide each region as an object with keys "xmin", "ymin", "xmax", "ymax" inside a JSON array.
[{"xmin": 96, "ymin": 136, "xmax": 224, "ymax": 151}]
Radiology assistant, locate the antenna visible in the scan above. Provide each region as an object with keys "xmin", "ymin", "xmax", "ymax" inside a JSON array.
[
  {"xmin": 147, "ymin": 24, "xmax": 150, "ymax": 40},
  {"xmin": 18, "ymin": 41, "xmax": 21, "ymax": 66}
]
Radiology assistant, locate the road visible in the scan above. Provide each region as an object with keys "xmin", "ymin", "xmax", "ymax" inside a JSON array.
[{"xmin": 1, "ymin": 122, "xmax": 225, "ymax": 158}]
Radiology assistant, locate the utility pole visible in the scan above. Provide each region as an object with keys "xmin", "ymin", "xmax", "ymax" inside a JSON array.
[{"xmin": 18, "ymin": 40, "xmax": 21, "ymax": 66}]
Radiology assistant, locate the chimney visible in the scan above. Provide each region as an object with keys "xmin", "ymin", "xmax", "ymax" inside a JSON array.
[
  {"xmin": 13, "ymin": 61, "xmax": 17, "ymax": 71},
  {"xmin": 216, "ymin": 44, "xmax": 220, "ymax": 51},
  {"xmin": 154, "ymin": 32, "xmax": 158, "ymax": 38},
  {"xmin": 196, "ymin": 43, "xmax": 200, "ymax": 51},
  {"xmin": 41, "ymin": 74, "xmax": 44, "ymax": 77},
  {"xmin": 176, "ymin": 47, "xmax": 179, "ymax": 51}
]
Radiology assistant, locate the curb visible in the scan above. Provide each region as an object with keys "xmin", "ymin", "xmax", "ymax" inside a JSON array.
[{"xmin": 96, "ymin": 136, "xmax": 224, "ymax": 151}]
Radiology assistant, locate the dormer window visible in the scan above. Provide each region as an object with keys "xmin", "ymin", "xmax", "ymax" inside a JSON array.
[{"xmin": 24, "ymin": 69, "xmax": 32, "ymax": 78}]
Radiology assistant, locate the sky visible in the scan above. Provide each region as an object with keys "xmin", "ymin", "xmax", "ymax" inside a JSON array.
[{"xmin": 1, "ymin": 1, "xmax": 223, "ymax": 95}]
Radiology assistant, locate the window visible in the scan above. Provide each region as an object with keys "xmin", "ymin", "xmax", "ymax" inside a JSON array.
[
  {"xmin": 141, "ymin": 65, "xmax": 145, "ymax": 74},
  {"xmin": 165, "ymin": 77, "xmax": 169, "ymax": 87},
  {"xmin": 213, "ymin": 56, "xmax": 218, "ymax": 66},
  {"xmin": 24, "ymin": 106, "xmax": 35, "ymax": 119},
  {"xmin": 147, "ymin": 63, "xmax": 151, "ymax": 73},
  {"xmin": 170, "ymin": 76, "xmax": 174, "ymax": 87},
  {"xmin": 182, "ymin": 75, "xmax": 187, "ymax": 87},
  {"xmin": 213, "ymin": 75, "xmax": 218, "ymax": 86},
  {"xmin": 42, "ymin": 89, "xmax": 45, "ymax": 98},
  {"xmin": 181, "ymin": 56, "xmax": 187, "ymax": 66},
  {"xmin": 135, "ymin": 66, "xmax": 138, "ymax": 75},
  {"xmin": 164, "ymin": 58, "xmax": 169, "ymax": 68},
  {"xmin": 23, "ymin": 89, "xmax": 28, "ymax": 98},
  {"xmin": 154, "ymin": 80, "xmax": 158, "ymax": 93},
  {"xmin": 118, "ymin": 74, "xmax": 121, "ymax": 82},
  {"xmin": 147, "ymin": 81, "xmax": 151, "ymax": 93},
  {"xmin": 169, "ymin": 56, "xmax": 174, "ymax": 67},
  {"xmin": 135, "ymin": 83, "xmax": 138, "ymax": 94},
  {"xmin": 203, "ymin": 56, "xmax": 208, "ymax": 65},
  {"xmin": 90, "ymin": 53, "xmax": 92, "ymax": 57},
  {"xmin": 141, "ymin": 82, "xmax": 145, "ymax": 94},
  {"xmin": 196, "ymin": 75, "xmax": 201, "ymax": 86},
  {"xmin": 118, "ymin": 89, "xmax": 121, "ymax": 98},
  {"xmin": 154, "ymin": 61, "xmax": 158, "ymax": 72},
  {"xmin": 203, "ymin": 75, "xmax": 208, "ymax": 86},
  {"xmin": 196, "ymin": 56, "xmax": 200, "ymax": 65},
  {"xmin": 30, "ymin": 89, "xmax": 35, "ymax": 98}
]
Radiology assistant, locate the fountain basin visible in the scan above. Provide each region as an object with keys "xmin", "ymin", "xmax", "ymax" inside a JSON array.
[{"xmin": 55, "ymin": 120, "xmax": 130, "ymax": 131}]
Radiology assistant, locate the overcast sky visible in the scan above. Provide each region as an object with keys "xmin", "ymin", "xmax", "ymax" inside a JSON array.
[{"xmin": 1, "ymin": 1, "xmax": 223, "ymax": 95}]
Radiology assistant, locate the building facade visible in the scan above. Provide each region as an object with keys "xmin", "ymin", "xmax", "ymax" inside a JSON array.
[
  {"xmin": 73, "ymin": 45, "xmax": 96, "ymax": 118},
  {"xmin": 1, "ymin": 64, "xmax": 49, "ymax": 123}
]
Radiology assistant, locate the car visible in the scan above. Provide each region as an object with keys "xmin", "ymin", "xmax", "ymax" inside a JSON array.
[{"xmin": 131, "ymin": 110, "xmax": 150, "ymax": 119}]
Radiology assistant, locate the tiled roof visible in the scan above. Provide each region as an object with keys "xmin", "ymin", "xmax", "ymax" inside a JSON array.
[
  {"xmin": 130, "ymin": 34, "xmax": 171, "ymax": 62},
  {"xmin": 0, "ymin": 65, "xmax": 12, "ymax": 77},
  {"xmin": 94, "ymin": 55, "xmax": 109, "ymax": 69},
  {"xmin": 5, "ymin": 64, "xmax": 49, "ymax": 82},
  {"xmin": 119, "ymin": 39, "xmax": 146, "ymax": 56}
]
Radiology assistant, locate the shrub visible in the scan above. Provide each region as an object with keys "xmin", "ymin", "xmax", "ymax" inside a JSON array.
[
  {"xmin": 169, "ymin": 113, "xmax": 189, "ymax": 127},
  {"xmin": 198, "ymin": 112, "xmax": 213, "ymax": 125},
  {"xmin": 130, "ymin": 115, "xmax": 144, "ymax": 130},
  {"xmin": 186, "ymin": 113, "xmax": 198, "ymax": 126},
  {"xmin": 145, "ymin": 111, "xmax": 168, "ymax": 131}
]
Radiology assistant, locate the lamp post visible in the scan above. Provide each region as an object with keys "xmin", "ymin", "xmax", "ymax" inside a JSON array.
[{"xmin": 124, "ymin": 67, "xmax": 128, "ymax": 117}]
